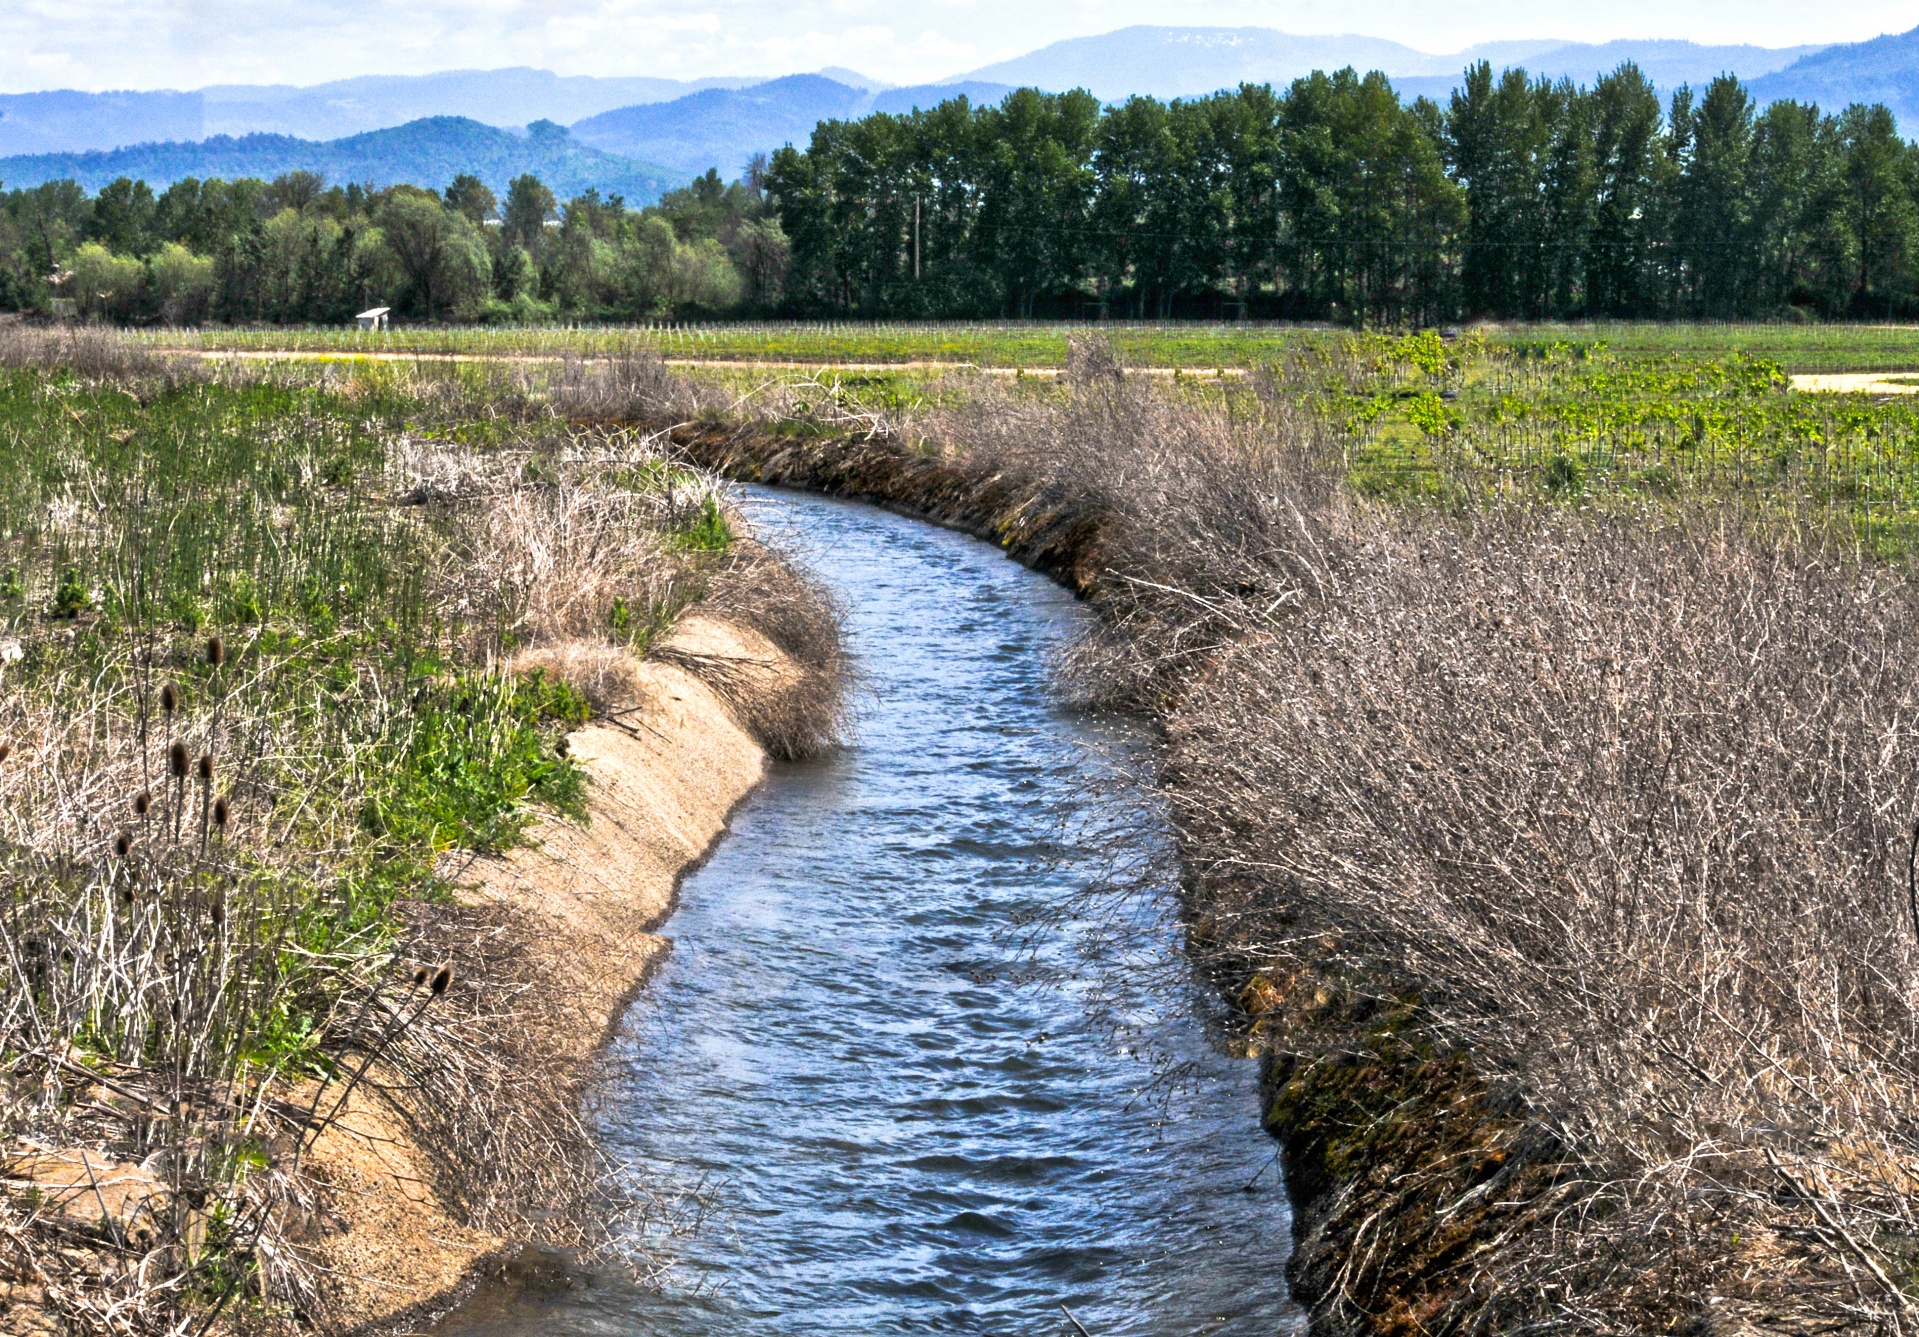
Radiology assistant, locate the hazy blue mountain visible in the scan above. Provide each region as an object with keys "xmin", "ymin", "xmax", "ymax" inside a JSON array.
[
  {"xmin": 958, "ymin": 26, "xmax": 1439, "ymax": 100},
  {"xmin": 569, "ymin": 75, "xmax": 1024, "ymax": 176},
  {"xmin": 871, "ymin": 82, "xmax": 1017, "ymax": 115},
  {"xmin": 1750, "ymin": 26, "xmax": 1919, "ymax": 129},
  {"xmin": 0, "ymin": 116, "xmax": 684, "ymax": 202},
  {"xmin": 1460, "ymin": 38, "xmax": 1817, "ymax": 83},
  {"xmin": 0, "ymin": 90, "xmax": 207, "ymax": 156},
  {"xmin": 954, "ymin": 25, "xmax": 1825, "ymax": 101},
  {"xmin": 1392, "ymin": 38, "xmax": 1827, "ymax": 103},
  {"xmin": 0, "ymin": 69, "xmax": 753, "ymax": 157},
  {"xmin": 571, "ymin": 74, "xmax": 872, "ymax": 174},
  {"xmin": 198, "ymin": 69, "xmax": 752, "ymax": 140},
  {"xmin": 815, "ymin": 67, "xmax": 892, "ymax": 92}
]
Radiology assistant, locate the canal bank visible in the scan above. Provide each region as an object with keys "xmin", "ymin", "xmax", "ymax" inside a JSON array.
[
  {"xmin": 430, "ymin": 485, "xmax": 1296, "ymax": 1336},
  {"xmin": 668, "ymin": 422, "xmax": 1527, "ymax": 1336},
  {"xmin": 299, "ymin": 616, "xmax": 804, "ymax": 1334}
]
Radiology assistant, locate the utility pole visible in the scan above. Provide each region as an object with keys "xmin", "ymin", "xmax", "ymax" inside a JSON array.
[{"xmin": 914, "ymin": 195, "xmax": 921, "ymax": 280}]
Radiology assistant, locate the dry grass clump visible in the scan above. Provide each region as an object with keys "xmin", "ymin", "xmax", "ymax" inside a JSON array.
[
  {"xmin": 505, "ymin": 639, "xmax": 646, "ymax": 715},
  {"xmin": 0, "ymin": 322, "xmax": 198, "ymax": 386},
  {"xmin": 552, "ymin": 351, "xmax": 721, "ymax": 424},
  {"xmin": 410, "ymin": 436, "xmax": 701, "ymax": 650},
  {"xmin": 661, "ymin": 542, "xmax": 849, "ymax": 760},
  {"xmin": 396, "ymin": 425, "xmax": 846, "ymax": 755},
  {"xmin": 879, "ymin": 344, "xmax": 1919, "ymax": 1327},
  {"xmin": 0, "ymin": 639, "xmax": 399, "ymax": 1328}
]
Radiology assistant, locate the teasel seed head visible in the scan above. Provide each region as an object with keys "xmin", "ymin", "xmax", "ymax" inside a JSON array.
[
  {"xmin": 212, "ymin": 795, "xmax": 230, "ymax": 827},
  {"xmin": 167, "ymin": 741, "xmax": 189, "ymax": 778},
  {"xmin": 206, "ymin": 635, "xmax": 224, "ymax": 667},
  {"xmin": 210, "ymin": 895, "xmax": 225, "ymax": 928},
  {"xmin": 0, "ymin": 742, "xmax": 12, "ymax": 764},
  {"xmin": 113, "ymin": 832, "xmax": 130, "ymax": 859},
  {"xmin": 412, "ymin": 966, "xmax": 429, "ymax": 987},
  {"xmin": 160, "ymin": 682, "xmax": 178, "ymax": 715},
  {"xmin": 133, "ymin": 789, "xmax": 152, "ymax": 816},
  {"xmin": 196, "ymin": 753, "xmax": 213, "ymax": 782},
  {"xmin": 430, "ymin": 966, "xmax": 453, "ymax": 996}
]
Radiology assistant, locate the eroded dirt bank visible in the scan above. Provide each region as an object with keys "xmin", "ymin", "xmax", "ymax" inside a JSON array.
[{"xmin": 300, "ymin": 616, "xmax": 791, "ymax": 1335}]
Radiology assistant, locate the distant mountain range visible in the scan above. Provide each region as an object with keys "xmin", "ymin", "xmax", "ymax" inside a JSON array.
[
  {"xmin": 0, "ymin": 117, "xmax": 681, "ymax": 202},
  {"xmin": 2, "ymin": 24, "xmax": 1919, "ymax": 203},
  {"xmin": 571, "ymin": 75, "xmax": 1015, "ymax": 175},
  {"xmin": 956, "ymin": 27, "xmax": 1826, "ymax": 102},
  {"xmin": 1750, "ymin": 27, "xmax": 1919, "ymax": 131},
  {"xmin": 0, "ymin": 68, "xmax": 756, "ymax": 157}
]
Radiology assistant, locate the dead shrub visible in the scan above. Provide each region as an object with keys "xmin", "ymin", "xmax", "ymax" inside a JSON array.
[
  {"xmin": 778, "ymin": 354, "xmax": 1919, "ymax": 1327},
  {"xmin": 0, "ymin": 324, "xmax": 199, "ymax": 386},
  {"xmin": 658, "ymin": 540, "xmax": 849, "ymax": 760},
  {"xmin": 553, "ymin": 352, "xmax": 717, "ymax": 423},
  {"xmin": 506, "ymin": 639, "xmax": 647, "ymax": 715},
  {"xmin": 400, "ymin": 432, "xmax": 707, "ymax": 652}
]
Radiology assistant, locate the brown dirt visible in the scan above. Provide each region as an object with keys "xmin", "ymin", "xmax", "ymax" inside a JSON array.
[{"xmin": 297, "ymin": 615, "xmax": 788, "ymax": 1335}]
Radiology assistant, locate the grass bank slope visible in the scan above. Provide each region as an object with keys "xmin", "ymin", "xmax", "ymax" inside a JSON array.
[{"xmin": 0, "ymin": 332, "xmax": 843, "ymax": 1335}]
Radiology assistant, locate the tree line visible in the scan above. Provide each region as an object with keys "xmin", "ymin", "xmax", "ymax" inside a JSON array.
[
  {"xmin": 767, "ymin": 63, "xmax": 1919, "ymax": 322},
  {"xmin": 0, "ymin": 165, "xmax": 786, "ymax": 324},
  {"xmin": 3, "ymin": 60, "xmax": 1914, "ymax": 325}
]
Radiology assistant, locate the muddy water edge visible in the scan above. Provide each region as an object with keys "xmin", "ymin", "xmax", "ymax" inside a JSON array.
[{"xmin": 431, "ymin": 487, "xmax": 1298, "ymax": 1335}]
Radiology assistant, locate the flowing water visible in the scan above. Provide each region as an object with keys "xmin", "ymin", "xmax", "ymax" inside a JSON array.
[{"xmin": 435, "ymin": 489, "xmax": 1298, "ymax": 1336}]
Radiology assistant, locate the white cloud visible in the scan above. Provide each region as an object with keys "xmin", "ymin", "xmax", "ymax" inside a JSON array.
[{"xmin": 0, "ymin": 0, "xmax": 1910, "ymax": 92}]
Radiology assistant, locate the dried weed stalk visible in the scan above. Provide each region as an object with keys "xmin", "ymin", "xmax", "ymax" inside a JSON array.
[{"xmin": 873, "ymin": 340, "xmax": 1919, "ymax": 1328}]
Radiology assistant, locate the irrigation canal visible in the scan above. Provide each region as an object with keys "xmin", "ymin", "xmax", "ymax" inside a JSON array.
[{"xmin": 434, "ymin": 488, "xmax": 1299, "ymax": 1335}]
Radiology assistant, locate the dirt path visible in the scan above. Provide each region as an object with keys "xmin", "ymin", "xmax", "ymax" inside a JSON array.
[
  {"xmin": 1789, "ymin": 371, "xmax": 1919, "ymax": 395},
  {"xmin": 161, "ymin": 346, "xmax": 1250, "ymax": 378}
]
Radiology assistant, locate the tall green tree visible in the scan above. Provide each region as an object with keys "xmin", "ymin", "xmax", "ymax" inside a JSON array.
[
  {"xmin": 1837, "ymin": 103, "xmax": 1919, "ymax": 316},
  {"xmin": 1586, "ymin": 64, "xmax": 1668, "ymax": 316},
  {"xmin": 501, "ymin": 174, "xmax": 557, "ymax": 255}
]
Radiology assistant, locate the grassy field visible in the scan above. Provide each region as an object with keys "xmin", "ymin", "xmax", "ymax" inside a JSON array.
[
  {"xmin": 671, "ymin": 328, "xmax": 1919, "ymax": 553},
  {"xmin": 137, "ymin": 318, "xmax": 1919, "ymax": 549},
  {"xmin": 1280, "ymin": 333, "xmax": 1919, "ymax": 549},
  {"xmin": 140, "ymin": 321, "xmax": 1293, "ymax": 369},
  {"xmin": 0, "ymin": 332, "xmax": 780, "ymax": 1329},
  {"xmin": 143, "ymin": 318, "xmax": 1919, "ymax": 374}
]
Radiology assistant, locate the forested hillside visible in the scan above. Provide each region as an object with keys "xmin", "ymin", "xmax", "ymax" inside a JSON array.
[
  {"xmin": 770, "ymin": 63, "xmax": 1919, "ymax": 321},
  {"xmin": 0, "ymin": 117, "xmax": 681, "ymax": 202}
]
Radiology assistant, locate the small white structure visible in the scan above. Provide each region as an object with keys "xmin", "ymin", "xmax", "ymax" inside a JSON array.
[{"xmin": 355, "ymin": 306, "xmax": 390, "ymax": 330}]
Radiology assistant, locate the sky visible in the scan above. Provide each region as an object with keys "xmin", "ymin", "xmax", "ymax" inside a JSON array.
[{"xmin": 1, "ymin": 0, "xmax": 1915, "ymax": 93}]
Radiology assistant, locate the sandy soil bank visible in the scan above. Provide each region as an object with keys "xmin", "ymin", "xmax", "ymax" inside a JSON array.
[
  {"xmin": 297, "ymin": 615, "xmax": 791, "ymax": 1335},
  {"xmin": 1790, "ymin": 371, "xmax": 1919, "ymax": 394}
]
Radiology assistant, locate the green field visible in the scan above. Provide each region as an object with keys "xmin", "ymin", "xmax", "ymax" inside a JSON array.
[
  {"xmin": 131, "ymin": 323, "xmax": 1919, "ymax": 553},
  {"xmin": 0, "ymin": 338, "xmax": 755, "ymax": 1323},
  {"xmin": 1231, "ymin": 332, "xmax": 1919, "ymax": 553},
  {"xmin": 143, "ymin": 319, "xmax": 1919, "ymax": 374}
]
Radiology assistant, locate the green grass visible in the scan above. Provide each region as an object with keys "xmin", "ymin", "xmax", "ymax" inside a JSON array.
[
  {"xmin": 142, "ymin": 320, "xmax": 1299, "ymax": 369},
  {"xmin": 144, "ymin": 318, "xmax": 1919, "ymax": 375},
  {"xmin": 1304, "ymin": 333, "xmax": 1919, "ymax": 551},
  {"xmin": 0, "ymin": 361, "xmax": 606, "ymax": 1081}
]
